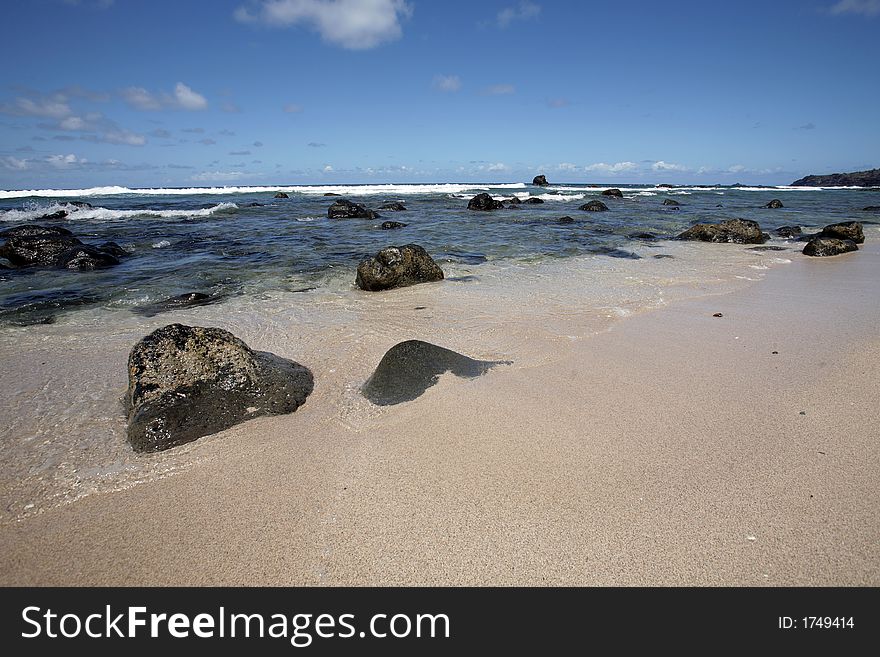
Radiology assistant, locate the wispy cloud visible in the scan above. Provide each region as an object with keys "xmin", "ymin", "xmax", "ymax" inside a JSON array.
[
  {"xmin": 546, "ymin": 98, "xmax": 569, "ymax": 108},
  {"xmin": 829, "ymin": 0, "xmax": 880, "ymax": 16},
  {"xmin": 795, "ymin": 122, "xmax": 816, "ymax": 130},
  {"xmin": 221, "ymin": 101, "xmax": 242, "ymax": 113},
  {"xmin": 229, "ymin": 150, "xmax": 252, "ymax": 155},
  {"xmin": 253, "ymin": 141, "xmax": 264, "ymax": 147},
  {"xmin": 0, "ymin": 94, "xmax": 72, "ymax": 119},
  {"xmin": 121, "ymin": 82, "xmax": 208, "ymax": 111},
  {"xmin": 651, "ymin": 160, "xmax": 690, "ymax": 172},
  {"xmin": 585, "ymin": 161, "xmax": 639, "ymax": 174},
  {"xmin": 433, "ymin": 74, "xmax": 461, "ymax": 92},
  {"xmin": 235, "ymin": 0, "xmax": 412, "ymax": 50},
  {"xmin": 484, "ymin": 84, "xmax": 515, "ymax": 95},
  {"xmin": 308, "ymin": 142, "xmax": 326, "ymax": 147},
  {"xmin": 0, "ymin": 156, "xmax": 29, "ymax": 170},
  {"xmin": 497, "ymin": 1, "xmax": 541, "ymax": 28},
  {"xmin": 198, "ymin": 138, "xmax": 217, "ymax": 145}
]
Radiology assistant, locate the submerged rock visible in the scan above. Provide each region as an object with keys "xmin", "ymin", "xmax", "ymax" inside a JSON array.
[
  {"xmin": 532, "ymin": 174, "xmax": 549, "ymax": 186},
  {"xmin": 776, "ymin": 225, "xmax": 802, "ymax": 238},
  {"xmin": 380, "ymin": 221, "xmax": 407, "ymax": 230},
  {"xmin": 467, "ymin": 193, "xmax": 504, "ymax": 211},
  {"xmin": 522, "ymin": 197, "xmax": 545, "ymax": 204},
  {"xmin": 274, "ymin": 192, "xmax": 289, "ymax": 199},
  {"xmin": 378, "ymin": 201, "xmax": 407, "ymax": 212},
  {"xmin": 557, "ymin": 216, "xmax": 575, "ymax": 224},
  {"xmin": 602, "ymin": 188, "xmax": 624, "ymax": 198},
  {"xmin": 328, "ymin": 198, "xmax": 379, "ymax": 219},
  {"xmin": 60, "ymin": 201, "xmax": 92, "ymax": 209},
  {"xmin": 802, "ymin": 237, "xmax": 859, "ymax": 257},
  {"xmin": 97, "ymin": 241, "xmax": 129, "ymax": 258},
  {"xmin": 747, "ymin": 245, "xmax": 788, "ymax": 251},
  {"xmin": 662, "ymin": 199, "xmax": 680, "ymax": 206},
  {"xmin": 362, "ymin": 339, "xmax": 510, "ymax": 405},
  {"xmin": 135, "ymin": 292, "xmax": 217, "ymax": 317},
  {"xmin": 125, "ymin": 323, "xmax": 313, "ymax": 452},
  {"xmin": 863, "ymin": 206, "xmax": 880, "ymax": 212},
  {"xmin": 579, "ymin": 200, "xmax": 609, "ymax": 212},
  {"xmin": 36, "ymin": 210, "xmax": 69, "ymax": 221},
  {"xmin": 356, "ymin": 244, "xmax": 444, "ymax": 291},
  {"xmin": 59, "ymin": 245, "xmax": 120, "ymax": 270},
  {"xmin": 323, "ymin": 192, "xmax": 341, "ymax": 196},
  {"xmin": 765, "ymin": 199, "xmax": 784, "ymax": 209},
  {"xmin": 818, "ymin": 221, "xmax": 864, "ymax": 244},
  {"xmin": 505, "ymin": 196, "xmax": 522, "ymax": 205},
  {"xmin": 677, "ymin": 219, "xmax": 767, "ymax": 244}
]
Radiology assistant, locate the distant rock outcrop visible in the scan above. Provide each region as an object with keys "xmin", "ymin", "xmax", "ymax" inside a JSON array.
[
  {"xmin": 532, "ymin": 175, "xmax": 549, "ymax": 186},
  {"xmin": 274, "ymin": 192, "xmax": 289, "ymax": 199},
  {"xmin": 602, "ymin": 188, "xmax": 624, "ymax": 198},
  {"xmin": 791, "ymin": 168, "xmax": 880, "ymax": 187}
]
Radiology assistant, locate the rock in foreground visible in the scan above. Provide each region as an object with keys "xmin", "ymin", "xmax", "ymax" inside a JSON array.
[
  {"xmin": 126, "ymin": 324, "xmax": 313, "ymax": 452},
  {"xmin": 467, "ymin": 193, "xmax": 504, "ymax": 211},
  {"xmin": 802, "ymin": 237, "xmax": 859, "ymax": 257},
  {"xmin": 362, "ymin": 339, "xmax": 510, "ymax": 405},
  {"xmin": 328, "ymin": 199, "xmax": 379, "ymax": 219},
  {"xmin": 818, "ymin": 221, "xmax": 864, "ymax": 244},
  {"xmin": 677, "ymin": 219, "xmax": 767, "ymax": 244},
  {"xmin": 355, "ymin": 244, "xmax": 444, "ymax": 291}
]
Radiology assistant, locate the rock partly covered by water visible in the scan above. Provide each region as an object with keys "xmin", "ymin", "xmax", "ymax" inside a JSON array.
[
  {"xmin": 0, "ymin": 225, "xmax": 124, "ymax": 270},
  {"xmin": 522, "ymin": 197, "xmax": 544, "ymax": 204},
  {"xmin": 776, "ymin": 225, "xmax": 802, "ymax": 238},
  {"xmin": 579, "ymin": 200, "xmax": 609, "ymax": 212},
  {"xmin": 677, "ymin": 219, "xmax": 767, "ymax": 244},
  {"xmin": 532, "ymin": 174, "xmax": 549, "ymax": 186},
  {"xmin": 802, "ymin": 237, "xmax": 859, "ymax": 257},
  {"xmin": 818, "ymin": 221, "xmax": 864, "ymax": 244},
  {"xmin": 125, "ymin": 323, "xmax": 314, "ymax": 452},
  {"xmin": 863, "ymin": 206, "xmax": 880, "ymax": 212},
  {"xmin": 378, "ymin": 201, "xmax": 407, "ymax": 212},
  {"xmin": 328, "ymin": 198, "xmax": 379, "ymax": 219},
  {"xmin": 355, "ymin": 244, "xmax": 444, "ymax": 291},
  {"xmin": 274, "ymin": 192, "xmax": 289, "ymax": 199},
  {"xmin": 467, "ymin": 193, "xmax": 505, "ymax": 211},
  {"xmin": 764, "ymin": 199, "xmax": 784, "ymax": 208},
  {"xmin": 380, "ymin": 221, "xmax": 407, "ymax": 230},
  {"xmin": 602, "ymin": 188, "xmax": 624, "ymax": 198},
  {"xmin": 135, "ymin": 292, "xmax": 217, "ymax": 317},
  {"xmin": 662, "ymin": 199, "xmax": 680, "ymax": 206},
  {"xmin": 362, "ymin": 339, "xmax": 510, "ymax": 405},
  {"xmin": 791, "ymin": 168, "xmax": 880, "ymax": 187}
]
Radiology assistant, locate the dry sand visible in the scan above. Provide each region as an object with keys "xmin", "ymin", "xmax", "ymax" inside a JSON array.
[{"xmin": 1, "ymin": 243, "xmax": 878, "ymax": 586}]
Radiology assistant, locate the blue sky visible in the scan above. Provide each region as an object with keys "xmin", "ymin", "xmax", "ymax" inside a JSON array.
[{"xmin": 1, "ymin": 0, "xmax": 878, "ymax": 188}]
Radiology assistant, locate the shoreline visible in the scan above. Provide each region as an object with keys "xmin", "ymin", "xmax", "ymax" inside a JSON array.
[{"xmin": 1, "ymin": 240, "xmax": 877, "ymax": 585}]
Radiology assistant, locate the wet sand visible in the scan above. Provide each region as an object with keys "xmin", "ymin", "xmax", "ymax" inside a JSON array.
[{"xmin": 1, "ymin": 243, "xmax": 878, "ymax": 585}]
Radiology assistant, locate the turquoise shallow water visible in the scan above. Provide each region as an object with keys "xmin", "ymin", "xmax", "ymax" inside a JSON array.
[{"xmin": 1, "ymin": 182, "xmax": 877, "ymax": 325}]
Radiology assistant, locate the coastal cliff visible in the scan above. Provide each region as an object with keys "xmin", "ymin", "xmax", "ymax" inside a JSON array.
[{"xmin": 791, "ymin": 168, "xmax": 880, "ymax": 187}]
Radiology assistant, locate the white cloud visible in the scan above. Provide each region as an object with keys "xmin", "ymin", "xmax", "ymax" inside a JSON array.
[
  {"xmin": 236, "ymin": 0, "xmax": 412, "ymax": 50},
  {"xmin": 433, "ymin": 74, "xmax": 461, "ymax": 92},
  {"xmin": 484, "ymin": 84, "xmax": 515, "ymax": 95},
  {"xmin": 487, "ymin": 162, "xmax": 509, "ymax": 172},
  {"xmin": 651, "ymin": 160, "xmax": 689, "ymax": 172},
  {"xmin": 585, "ymin": 161, "xmax": 638, "ymax": 174},
  {"xmin": 323, "ymin": 164, "xmax": 334, "ymax": 172},
  {"xmin": 283, "ymin": 103, "xmax": 303, "ymax": 113},
  {"xmin": 498, "ymin": 1, "xmax": 541, "ymax": 27},
  {"xmin": 121, "ymin": 82, "xmax": 208, "ymax": 111},
  {"xmin": 47, "ymin": 153, "xmax": 87, "ymax": 168},
  {"xmin": 829, "ymin": 0, "xmax": 880, "ymax": 16},
  {"xmin": 554, "ymin": 162, "xmax": 580, "ymax": 172},
  {"xmin": 0, "ymin": 156, "xmax": 29, "ymax": 170},
  {"xmin": 0, "ymin": 95, "xmax": 72, "ymax": 119},
  {"xmin": 190, "ymin": 171, "xmax": 250, "ymax": 182}
]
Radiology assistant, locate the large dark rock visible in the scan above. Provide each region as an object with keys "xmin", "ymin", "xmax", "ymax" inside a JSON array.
[
  {"xmin": 356, "ymin": 244, "xmax": 444, "ymax": 291},
  {"xmin": 802, "ymin": 237, "xmax": 858, "ymax": 257},
  {"xmin": 59, "ymin": 245, "xmax": 120, "ymax": 270},
  {"xmin": 274, "ymin": 192, "xmax": 289, "ymax": 199},
  {"xmin": 662, "ymin": 199, "xmax": 680, "ymax": 206},
  {"xmin": 764, "ymin": 199, "xmax": 784, "ymax": 209},
  {"xmin": 97, "ymin": 241, "xmax": 129, "ymax": 258},
  {"xmin": 0, "ymin": 224, "xmax": 73, "ymax": 239},
  {"xmin": 0, "ymin": 233, "xmax": 84, "ymax": 267},
  {"xmin": 380, "ymin": 221, "xmax": 407, "ymax": 230},
  {"xmin": 579, "ymin": 200, "xmax": 609, "ymax": 212},
  {"xmin": 776, "ymin": 225, "xmax": 802, "ymax": 238},
  {"xmin": 791, "ymin": 168, "xmax": 880, "ymax": 187},
  {"xmin": 328, "ymin": 198, "xmax": 379, "ymax": 219},
  {"xmin": 522, "ymin": 197, "xmax": 545, "ymax": 204},
  {"xmin": 378, "ymin": 201, "xmax": 406, "ymax": 212},
  {"xmin": 677, "ymin": 219, "xmax": 767, "ymax": 244},
  {"xmin": 125, "ymin": 324, "xmax": 313, "ymax": 453},
  {"xmin": 362, "ymin": 339, "xmax": 510, "ymax": 405},
  {"xmin": 532, "ymin": 175, "xmax": 549, "ymax": 186},
  {"xmin": 602, "ymin": 188, "xmax": 624, "ymax": 198},
  {"xmin": 467, "ymin": 193, "xmax": 504, "ymax": 211},
  {"xmin": 863, "ymin": 206, "xmax": 880, "ymax": 212},
  {"xmin": 557, "ymin": 216, "xmax": 575, "ymax": 224},
  {"xmin": 818, "ymin": 221, "xmax": 864, "ymax": 244},
  {"xmin": 36, "ymin": 210, "xmax": 68, "ymax": 221},
  {"xmin": 505, "ymin": 197, "xmax": 522, "ymax": 205}
]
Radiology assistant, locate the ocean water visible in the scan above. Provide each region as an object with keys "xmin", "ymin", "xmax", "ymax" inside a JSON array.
[
  {"xmin": 1, "ymin": 181, "xmax": 878, "ymax": 518},
  {"xmin": 1, "ymin": 182, "xmax": 877, "ymax": 326}
]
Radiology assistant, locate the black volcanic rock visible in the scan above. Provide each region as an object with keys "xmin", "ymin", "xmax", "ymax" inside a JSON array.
[
  {"xmin": 602, "ymin": 188, "xmax": 624, "ymax": 198},
  {"xmin": 378, "ymin": 201, "xmax": 407, "ymax": 211},
  {"xmin": 467, "ymin": 193, "xmax": 504, "ymax": 211},
  {"xmin": 522, "ymin": 197, "xmax": 545, "ymax": 204},
  {"xmin": 863, "ymin": 206, "xmax": 880, "ymax": 212},
  {"xmin": 532, "ymin": 174, "xmax": 549, "ymax": 186},
  {"xmin": 662, "ymin": 199, "xmax": 680, "ymax": 206},
  {"xmin": 818, "ymin": 221, "xmax": 864, "ymax": 244},
  {"xmin": 380, "ymin": 221, "xmax": 407, "ymax": 230},
  {"xmin": 59, "ymin": 245, "xmax": 120, "ymax": 270},
  {"xmin": 557, "ymin": 216, "xmax": 575, "ymax": 224},
  {"xmin": 355, "ymin": 244, "xmax": 444, "ymax": 291},
  {"xmin": 274, "ymin": 192, "xmax": 289, "ymax": 199},
  {"xmin": 677, "ymin": 219, "xmax": 767, "ymax": 244},
  {"xmin": 135, "ymin": 292, "xmax": 217, "ymax": 317},
  {"xmin": 0, "ymin": 224, "xmax": 73, "ymax": 239},
  {"xmin": 765, "ymin": 199, "xmax": 784, "ymax": 208},
  {"xmin": 579, "ymin": 200, "xmax": 609, "ymax": 212},
  {"xmin": 362, "ymin": 339, "xmax": 510, "ymax": 405},
  {"xmin": 125, "ymin": 323, "xmax": 313, "ymax": 452},
  {"xmin": 791, "ymin": 168, "xmax": 880, "ymax": 187},
  {"xmin": 776, "ymin": 225, "xmax": 802, "ymax": 238},
  {"xmin": 328, "ymin": 199, "xmax": 379, "ymax": 219},
  {"xmin": 802, "ymin": 237, "xmax": 859, "ymax": 257},
  {"xmin": 505, "ymin": 196, "xmax": 522, "ymax": 205},
  {"xmin": 0, "ymin": 233, "xmax": 84, "ymax": 267}
]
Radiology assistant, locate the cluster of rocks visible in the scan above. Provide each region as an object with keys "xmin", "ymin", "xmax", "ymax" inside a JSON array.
[{"xmin": 0, "ymin": 224, "xmax": 127, "ymax": 271}]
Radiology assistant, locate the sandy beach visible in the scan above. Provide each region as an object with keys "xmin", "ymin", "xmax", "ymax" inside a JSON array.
[{"xmin": 1, "ymin": 238, "xmax": 877, "ymax": 586}]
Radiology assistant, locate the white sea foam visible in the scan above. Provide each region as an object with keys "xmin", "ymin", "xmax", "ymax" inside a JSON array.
[
  {"xmin": 0, "ymin": 202, "xmax": 238, "ymax": 222},
  {"xmin": 0, "ymin": 183, "xmax": 528, "ymax": 200}
]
